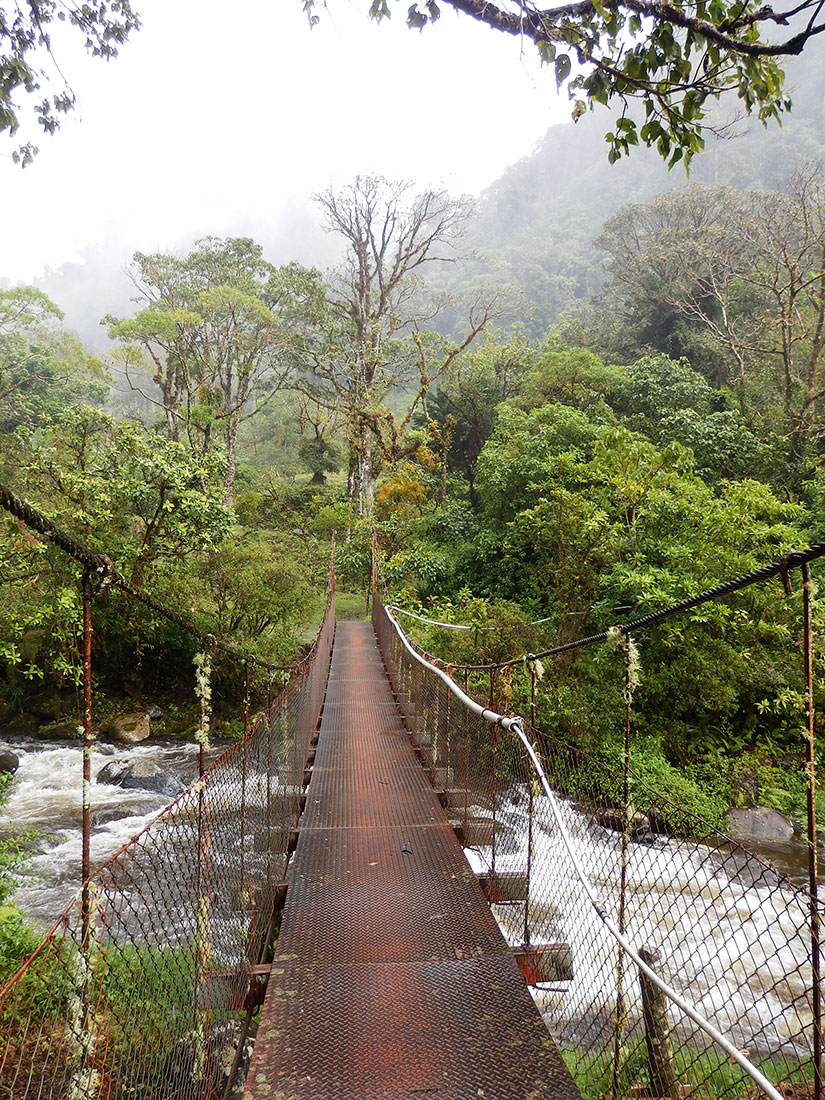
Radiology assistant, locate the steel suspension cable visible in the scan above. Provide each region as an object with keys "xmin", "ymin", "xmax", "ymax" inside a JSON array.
[
  {"xmin": 390, "ymin": 606, "xmax": 555, "ymax": 631},
  {"xmin": 392, "ymin": 541, "xmax": 825, "ymax": 671}
]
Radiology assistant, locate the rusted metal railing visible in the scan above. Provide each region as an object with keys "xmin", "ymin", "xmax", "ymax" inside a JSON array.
[
  {"xmin": 0, "ymin": 483, "xmax": 336, "ymax": 1100},
  {"xmin": 374, "ymin": 542, "xmax": 825, "ymax": 1100}
]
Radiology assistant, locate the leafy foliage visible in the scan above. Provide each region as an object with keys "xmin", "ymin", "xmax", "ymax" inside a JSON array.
[
  {"xmin": 0, "ymin": 288, "xmax": 108, "ymax": 432},
  {"xmin": 1, "ymin": 0, "xmax": 140, "ymax": 164},
  {"xmin": 107, "ymin": 238, "xmax": 324, "ymax": 506},
  {"xmin": 302, "ymin": 0, "xmax": 819, "ymax": 169}
]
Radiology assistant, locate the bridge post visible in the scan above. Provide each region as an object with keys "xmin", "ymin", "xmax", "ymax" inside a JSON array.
[
  {"xmin": 802, "ymin": 563, "xmax": 822, "ymax": 1100},
  {"xmin": 639, "ymin": 946, "xmax": 680, "ymax": 1100},
  {"xmin": 192, "ymin": 635, "xmax": 216, "ymax": 1087},
  {"xmin": 613, "ymin": 632, "xmax": 635, "ymax": 1100}
]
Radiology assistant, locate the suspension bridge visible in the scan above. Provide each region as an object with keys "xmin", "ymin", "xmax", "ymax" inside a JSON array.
[
  {"xmin": 2, "ymin": 483, "xmax": 825, "ymax": 1100},
  {"xmin": 243, "ymin": 617, "xmax": 578, "ymax": 1099}
]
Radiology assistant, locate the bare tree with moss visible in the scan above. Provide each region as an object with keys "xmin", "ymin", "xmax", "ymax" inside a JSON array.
[{"xmin": 295, "ymin": 175, "xmax": 497, "ymax": 515}]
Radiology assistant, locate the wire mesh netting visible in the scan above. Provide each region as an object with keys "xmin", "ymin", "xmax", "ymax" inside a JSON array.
[
  {"xmin": 0, "ymin": 596, "xmax": 334, "ymax": 1100},
  {"xmin": 373, "ymin": 597, "xmax": 823, "ymax": 1100}
]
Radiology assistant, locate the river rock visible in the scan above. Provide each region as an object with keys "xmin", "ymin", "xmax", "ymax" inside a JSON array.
[
  {"xmin": 728, "ymin": 806, "xmax": 795, "ymax": 846},
  {"xmin": 97, "ymin": 758, "xmax": 184, "ymax": 799},
  {"xmin": 27, "ymin": 691, "xmax": 68, "ymax": 722},
  {"xmin": 596, "ymin": 807, "xmax": 650, "ymax": 833},
  {"xmin": 41, "ymin": 719, "xmax": 84, "ymax": 740},
  {"xmin": 0, "ymin": 747, "xmax": 19, "ymax": 774},
  {"xmin": 147, "ymin": 705, "xmax": 164, "ymax": 721},
  {"xmin": 647, "ymin": 807, "xmax": 672, "ymax": 836},
  {"xmin": 91, "ymin": 804, "xmax": 139, "ymax": 827},
  {"xmin": 100, "ymin": 712, "xmax": 151, "ymax": 744}
]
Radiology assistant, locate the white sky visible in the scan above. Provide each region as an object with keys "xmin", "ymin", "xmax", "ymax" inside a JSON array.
[{"xmin": 0, "ymin": 0, "xmax": 570, "ymax": 282}]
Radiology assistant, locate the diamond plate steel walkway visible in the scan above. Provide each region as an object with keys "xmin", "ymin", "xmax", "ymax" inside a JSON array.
[{"xmin": 243, "ymin": 620, "xmax": 581, "ymax": 1100}]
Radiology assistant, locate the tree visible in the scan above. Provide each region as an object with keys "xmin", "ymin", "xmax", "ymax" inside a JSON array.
[
  {"xmin": 294, "ymin": 175, "xmax": 497, "ymax": 515},
  {"xmin": 1, "ymin": 0, "xmax": 140, "ymax": 165},
  {"xmin": 745, "ymin": 166, "xmax": 825, "ymax": 446},
  {"xmin": 597, "ymin": 170, "xmax": 825, "ymax": 455},
  {"xmin": 302, "ymin": 0, "xmax": 824, "ymax": 168},
  {"xmin": 199, "ymin": 532, "xmax": 314, "ymax": 664},
  {"xmin": 107, "ymin": 238, "xmax": 325, "ymax": 507},
  {"xmin": 2, "ymin": 403, "xmax": 232, "ymax": 702},
  {"xmin": 12, "ymin": 403, "xmax": 231, "ymax": 586},
  {"xmin": 0, "ymin": 287, "xmax": 108, "ymax": 434},
  {"xmin": 297, "ymin": 395, "xmax": 340, "ymax": 485},
  {"xmin": 422, "ymin": 333, "xmax": 537, "ymax": 506}
]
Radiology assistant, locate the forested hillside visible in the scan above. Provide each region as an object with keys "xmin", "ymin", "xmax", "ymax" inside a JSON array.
[{"xmin": 461, "ymin": 47, "xmax": 825, "ymax": 335}]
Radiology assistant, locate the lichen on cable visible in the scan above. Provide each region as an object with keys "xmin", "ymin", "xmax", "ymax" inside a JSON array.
[
  {"xmin": 525, "ymin": 654, "xmax": 545, "ymax": 682},
  {"xmin": 606, "ymin": 626, "xmax": 641, "ymax": 701},
  {"xmin": 193, "ymin": 648, "xmax": 213, "ymax": 750}
]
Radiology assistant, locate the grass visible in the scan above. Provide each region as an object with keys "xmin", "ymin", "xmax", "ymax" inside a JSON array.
[
  {"xmin": 335, "ymin": 588, "xmax": 371, "ymax": 620},
  {"xmin": 562, "ymin": 1039, "xmax": 816, "ymax": 1100}
]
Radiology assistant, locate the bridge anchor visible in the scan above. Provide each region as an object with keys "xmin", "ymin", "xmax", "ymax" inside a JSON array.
[{"xmin": 513, "ymin": 944, "xmax": 574, "ymax": 985}]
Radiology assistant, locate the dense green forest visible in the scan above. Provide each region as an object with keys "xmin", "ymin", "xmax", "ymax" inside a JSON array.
[{"xmin": 3, "ymin": 54, "xmax": 825, "ymax": 842}]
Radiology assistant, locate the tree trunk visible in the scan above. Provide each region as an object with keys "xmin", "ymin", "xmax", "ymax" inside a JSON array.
[
  {"xmin": 360, "ymin": 427, "xmax": 375, "ymax": 517},
  {"xmin": 347, "ymin": 431, "xmax": 359, "ymax": 512},
  {"xmin": 223, "ymin": 419, "xmax": 239, "ymax": 510}
]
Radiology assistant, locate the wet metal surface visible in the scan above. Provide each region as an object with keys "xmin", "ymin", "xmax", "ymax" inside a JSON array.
[{"xmin": 244, "ymin": 620, "xmax": 581, "ymax": 1100}]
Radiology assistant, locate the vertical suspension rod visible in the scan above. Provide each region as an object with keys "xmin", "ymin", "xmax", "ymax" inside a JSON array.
[
  {"xmin": 612, "ymin": 631, "xmax": 633, "ymax": 1100},
  {"xmin": 81, "ymin": 569, "xmax": 93, "ymax": 948},
  {"xmin": 803, "ymin": 563, "xmax": 822, "ymax": 1100}
]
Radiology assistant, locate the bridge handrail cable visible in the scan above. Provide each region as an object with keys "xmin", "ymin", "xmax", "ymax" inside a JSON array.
[
  {"xmin": 389, "ymin": 540, "xmax": 825, "ymax": 671},
  {"xmin": 381, "ymin": 594, "xmax": 795, "ymax": 1100}
]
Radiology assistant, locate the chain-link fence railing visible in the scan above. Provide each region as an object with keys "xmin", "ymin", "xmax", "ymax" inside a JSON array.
[
  {"xmin": 0, "ymin": 592, "xmax": 335, "ymax": 1100},
  {"xmin": 374, "ymin": 593, "xmax": 822, "ymax": 1100}
]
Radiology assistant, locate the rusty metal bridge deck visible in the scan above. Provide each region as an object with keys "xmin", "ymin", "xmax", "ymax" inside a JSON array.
[{"xmin": 244, "ymin": 620, "xmax": 581, "ymax": 1100}]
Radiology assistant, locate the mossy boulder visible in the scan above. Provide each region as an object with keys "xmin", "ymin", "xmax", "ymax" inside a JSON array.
[
  {"xmin": 99, "ymin": 712, "xmax": 152, "ymax": 744},
  {"xmin": 40, "ymin": 720, "xmax": 84, "ymax": 740},
  {"xmin": 27, "ymin": 691, "xmax": 68, "ymax": 722}
]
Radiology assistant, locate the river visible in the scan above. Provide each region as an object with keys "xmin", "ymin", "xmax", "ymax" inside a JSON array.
[{"xmin": 0, "ymin": 733, "xmax": 214, "ymax": 925}]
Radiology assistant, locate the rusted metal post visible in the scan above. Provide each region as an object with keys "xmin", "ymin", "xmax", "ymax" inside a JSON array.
[
  {"xmin": 241, "ymin": 657, "xmax": 252, "ymax": 933},
  {"xmin": 266, "ymin": 674, "xmax": 274, "ymax": 894},
  {"xmin": 612, "ymin": 632, "xmax": 633, "ymax": 1100},
  {"xmin": 803, "ymin": 562, "xmax": 822, "ymax": 1100},
  {"xmin": 371, "ymin": 530, "xmax": 378, "ymax": 599},
  {"xmin": 530, "ymin": 666, "xmax": 536, "ymax": 729},
  {"xmin": 639, "ymin": 946, "xmax": 680, "ymax": 1100},
  {"xmin": 68, "ymin": 568, "xmax": 98, "ymax": 1098},
  {"xmin": 81, "ymin": 570, "xmax": 93, "ymax": 946}
]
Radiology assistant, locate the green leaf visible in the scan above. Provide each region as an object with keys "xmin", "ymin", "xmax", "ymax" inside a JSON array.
[
  {"xmin": 555, "ymin": 53, "xmax": 571, "ymax": 87},
  {"xmin": 537, "ymin": 40, "xmax": 556, "ymax": 64}
]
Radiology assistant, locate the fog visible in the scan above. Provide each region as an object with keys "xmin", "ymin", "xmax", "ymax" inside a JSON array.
[{"xmin": 0, "ymin": 1, "xmax": 570, "ymax": 341}]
